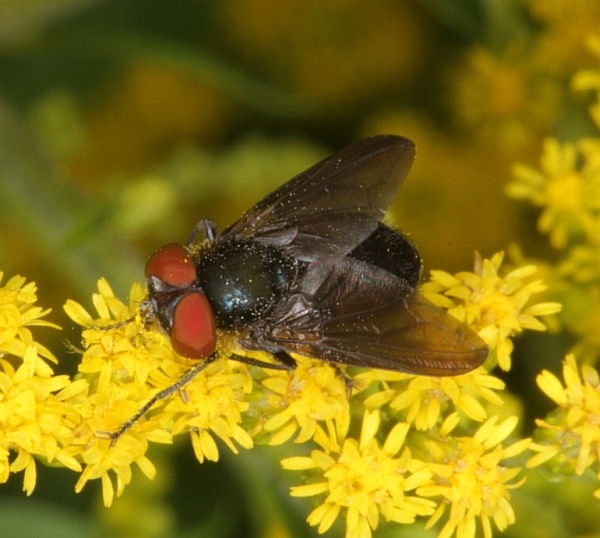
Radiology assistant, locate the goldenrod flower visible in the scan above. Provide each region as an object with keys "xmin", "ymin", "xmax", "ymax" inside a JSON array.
[
  {"xmin": 0, "ymin": 273, "xmax": 81, "ymax": 495},
  {"xmin": 1, "ymin": 259, "xmax": 537, "ymax": 533},
  {"xmin": 529, "ymin": 0, "xmax": 600, "ymax": 76},
  {"xmin": 529, "ymin": 354, "xmax": 600, "ymax": 497},
  {"xmin": 63, "ymin": 278, "xmax": 254, "ymax": 504},
  {"xmin": 450, "ymin": 44, "xmax": 559, "ymax": 150},
  {"xmin": 508, "ymin": 138, "xmax": 600, "ymax": 249},
  {"xmin": 419, "ymin": 416, "xmax": 530, "ymax": 538},
  {"xmin": 422, "ymin": 252, "xmax": 561, "ymax": 371},
  {"xmin": 0, "ymin": 272, "xmax": 59, "ymax": 360},
  {"xmin": 261, "ymin": 355, "xmax": 350, "ymax": 446},
  {"xmin": 357, "ymin": 368, "xmax": 505, "ymax": 430},
  {"xmin": 0, "ymin": 343, "xmax": 84, "ymax": 493},
  {"xmin": 1, "ymin": 260, "xmax": 536, "ymax": 537},
  {"xmin": 281, "ymin": 410, "xmax": 435, "ymax": 537}
]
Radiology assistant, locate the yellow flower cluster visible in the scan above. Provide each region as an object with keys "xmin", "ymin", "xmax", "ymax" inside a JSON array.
[
  {"xmin": 280, "ymin": 402, "xmax": 530, "ymax": 538},
  {"xmin": 260, "ymin": 355, "xmax": 350, "ymax": 446},
  {"xmin": 450, "ymin": 44, "xmax": 560, "ymax": 150},
  {"xmin": 508, "ymin": 138, "xmax": 600, "ymax": 249},
  {"xmin": 263, "ymin": 250, "xmax": 557, "ymax": 537},
  {"xmin": 64, "ymin": 279, "xmax": 254, "ymax": 505},
  {"xmin": 529, "ymin": 355, "xmax": 600, "ymax": 498},
  {"xmin": 422, "ymin": 252, "xmax": 561, "ymax": 371},
  {"xmin": 358, "ymin": 367, "xmax": 504, "ymax": 430},
  {"xmin": 282, "ymin": 410, "xmax": 435, "ymax": 537},
  {"xmin": 421, "ymin": 417, "xmax": 530, "ymax": 538},
  {"xmin": 0, "ymin": 243, "xmax": 559, "ymax": 537},
  {"xmin": 502, "ymin": 22, "xmax": 600, "ymax": 528},
  {"xmin": 0, "ymin": 272, "xmax": 79, "ymax": 495},
  {"xmin": 447, "ymin": 1, "xmax": 600, "ymax": 154}
]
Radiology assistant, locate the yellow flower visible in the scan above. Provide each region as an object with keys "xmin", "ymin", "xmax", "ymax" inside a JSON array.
[
  {"xmin": 63, "ymin": 278, "xmax": 254, "ymax": 504},
  {"xmin": 0, "ymin": 273, "xmax": 82, "ymax": 495},
  {"xmin": 0, "ymin": 272, "xmax": 59, "ymax": 361},
  {"xmin": 0, "ymin": 344, "xmax": 84, "ymax": 493},
  {"xmin": 449, "ymin": 44, "xmax": 560, "ymax": 150},
  {"xmin": 281, "ymin": 410, "xmax": 435, "ymax": 537},
  {"xmin": 358, "ymin": 368, "xmax": 505, "ymax": 430},
  {"xmin": 419, "ymin": 416, "xmax": 530, "ymax": 538},
  {"xmin": 422, "ymin": 252, "xmax": 561, "ymax": 371},
  {"xmin": 508, "ymin": 138, "xmax": 600, "ymax": 249},
  {"xmin": 529, "ymin": 354, "xmax": 600, "ymax": 497},
  {"xmin": 74, "ymin": 419, "xmax": 156, "ymax": 508},
  {"xmin": 2, "ymin": 265, "xmax": 537, "ymax": 531},
  {"xmin": 529, "ymin": 0, "xmax": 600, "ymax": 76},
  {"xmin": 162, "ymin": 357, "xmax": 254, "ymax": 462},
  {"xmin": 261, "ymin": 355, "xmax": 350, "ymax": 446}
]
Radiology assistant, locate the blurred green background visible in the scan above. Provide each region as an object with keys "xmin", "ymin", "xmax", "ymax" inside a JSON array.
[{"xmin": 0, "ymin": 0, "xmax": 596, "ymax": 536}]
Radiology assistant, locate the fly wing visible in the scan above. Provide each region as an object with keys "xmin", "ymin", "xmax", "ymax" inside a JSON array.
[
  {"xmin": 260, "ymin": 259, "xmax": 488, "ymax": 376},
  {"xmin": 222, "ymin": 135, "xmax": 415, "ymax": 261}
]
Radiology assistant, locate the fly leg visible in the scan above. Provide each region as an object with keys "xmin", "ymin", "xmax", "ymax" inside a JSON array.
[
  {"xmin": 107, "ymin": 354, "xmax": 219, "ymax": 445},
  {"xmin": 228, "ymin": 350, "xmax": 297, "ymax": 370}
]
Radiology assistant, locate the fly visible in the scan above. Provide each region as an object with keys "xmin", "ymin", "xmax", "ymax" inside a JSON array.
[{"xmin": 110, "ymin": 135, "xmax": 488, "ymax": 441}]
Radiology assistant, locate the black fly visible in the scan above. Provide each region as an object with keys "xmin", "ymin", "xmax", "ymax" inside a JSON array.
[{"xmin": 111, "ymin": 135, "xmax": 488, "ymax": 441}]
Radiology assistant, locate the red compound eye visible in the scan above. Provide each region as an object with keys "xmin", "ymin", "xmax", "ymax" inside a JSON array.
[
  {"xmin": 171, "ymin": 292, "xmax": 217, "ymax": 358},
  {"xmin": 145, "ymin": 243, "xmax": 197, "ymax": 287}
]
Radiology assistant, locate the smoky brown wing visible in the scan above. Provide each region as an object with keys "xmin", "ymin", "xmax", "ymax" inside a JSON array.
[
  {"xmin": 222, "ymin": 135, "xmax": 416, "ymax": 261},
  {"xmin": 312, "ymin": 295, "xmax": 488, "ymax": 375},
  {"xmin": 262, "ymin": 259, "xmax": 488, "ymax": 376}
]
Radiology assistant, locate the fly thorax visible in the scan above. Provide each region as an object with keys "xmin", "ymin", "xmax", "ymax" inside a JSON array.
[{"xmin": 197, "ymin": 240, "xmax": 297, "ymax": 329}]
